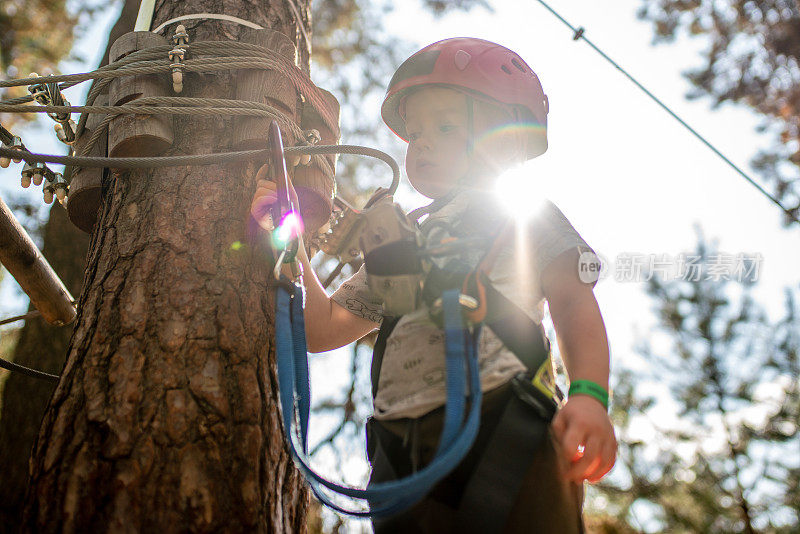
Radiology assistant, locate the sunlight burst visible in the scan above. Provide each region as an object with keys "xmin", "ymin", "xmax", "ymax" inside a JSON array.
[{"xmin": 493, "ymin": 163, "xmax": 549, "ymax": 223}]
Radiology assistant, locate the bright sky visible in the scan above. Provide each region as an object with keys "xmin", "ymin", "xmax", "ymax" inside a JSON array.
[{"xmin": 0, "ymin": 0, "xmax": 797, "ymax": 529}]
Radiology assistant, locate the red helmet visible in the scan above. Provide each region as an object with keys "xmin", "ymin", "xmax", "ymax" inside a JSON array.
[{"xmin": 381, "ymin": 37, "xmax": 549, "ymax": 159}]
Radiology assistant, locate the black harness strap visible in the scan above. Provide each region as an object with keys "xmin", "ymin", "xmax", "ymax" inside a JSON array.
[
  {"xmin": 481, "ymin": 275, "xmax": 550, "ymax": 372},
  {"xmin": 371, "ymin": 316, "xmax": 401, "ymax": 398},
  {"xmin": 456, "ymin": 393, "xmax": 550, "ymax": 533}
]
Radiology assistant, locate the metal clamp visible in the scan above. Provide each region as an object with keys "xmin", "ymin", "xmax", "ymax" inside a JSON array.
[
  {"xmin": 43, "ymin": 173, "xmax": 68, "ymax": 205},
  {"xmin": 21, "ymin": 161, "xmax": 46, "ymax": 188},
  {"xmin": 286, "ymin": 129, "xmax": 321, "ymax": 168},
  {"xmin": 169, "ymin": 24, "xmax": 189, "ymax": 93},
  {"xmin": 27, "ymin": 73, "xmax": 76, "ymax": 144},
  {"xmin": 0, "ymin": 136, "xmax": 23, "ymax": 168},
  {"xmin": 54, "ymin": 118, "xmax": 77, "ymax": 145},
  {"xmin": 27, "ymin": 73, "xmax": 49, "ymax": 105}
]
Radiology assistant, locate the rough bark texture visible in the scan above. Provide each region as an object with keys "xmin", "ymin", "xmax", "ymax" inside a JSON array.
[
  {"xmin": 0, "ymin": 5, "xmax": 141, "ymax": 531},
  {"xmin": 23, "ymin": 0, "xmax": 315, "ymax": 531},
  {"xmin": 0, "ymin": 205, "xmax": 89, "ymax": 534}
]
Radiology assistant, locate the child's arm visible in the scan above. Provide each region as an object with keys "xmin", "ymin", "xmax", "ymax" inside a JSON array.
[
  {"xmin": 293, "ymin": 231, "xmax": 378, "ymax": 352},
  {"xmin": 251, "ymin": 174, "xmax": 378, "ymax": 353},
  {"xmin": 541, "ymin": 247, "xmax": 617, "ymax": 484}
]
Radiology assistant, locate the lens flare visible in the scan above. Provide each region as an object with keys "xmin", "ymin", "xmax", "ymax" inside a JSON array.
[
  {"xmin": 473, "ymin": 121, "xmax": 546, "ymax": 150},
  {"xmin": 493, "ymin": 163, "xmax": 549, "ymax": 223},
  {"xmin": 272, "ymin": 210, "xmax": 304, "ymax": 247}
]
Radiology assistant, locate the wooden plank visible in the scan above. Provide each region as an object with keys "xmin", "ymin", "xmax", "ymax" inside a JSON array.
[{"xmin": 0, "ymin": 196, "xmax": 76, "ymax": 325}]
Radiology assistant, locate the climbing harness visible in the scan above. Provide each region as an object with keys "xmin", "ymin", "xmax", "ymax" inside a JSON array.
[
  {"xmin": 275, "ymin": 281, "xmax": 483, "ymax": 517},
  {"xmin": 263, "ymin": 116, "xmax": 495, "ymax": 515},
  {"xmin": 272, "ymin": 160, "xmax": 561, "ymax": 520},
  {"xmin": 252, "ymin": 67, "xmax": 558, "ymax": 513}
]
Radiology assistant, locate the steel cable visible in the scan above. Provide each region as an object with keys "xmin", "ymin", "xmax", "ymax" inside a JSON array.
[{"xmin": 0, "ymin": 144, "xmax": 400, "ymax": 192}]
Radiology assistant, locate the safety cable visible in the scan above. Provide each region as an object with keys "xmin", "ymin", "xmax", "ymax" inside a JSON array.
[
  {"xmin": 0, "ymin": 309, "xmax": 42, "ymax": 327},
  {"xmin": 0, "ymin": 358, "xmax": 61, "ymax": 382},
  {"xmin": 0, "ymin": 356, "xmax": 60, "ymax": 383},
  {"xmin": 0, "ymin": 309, "xmax": 61, "ymax": 383},
  {"xmin": 0, "ymin": 41, "xmax": 340, "ymax": 135},
  {"xmin": 0, "ymin": 144, "xmax": 400, "ymax": 193},
  {"xmin": 532, "ymin": 0, "xmax": 800, "ymax": 226}
]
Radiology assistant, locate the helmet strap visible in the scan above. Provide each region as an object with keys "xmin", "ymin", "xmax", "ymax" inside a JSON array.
[{"xmin": 456, "ymin": 95, "xmax": 479, "ymax": 192}]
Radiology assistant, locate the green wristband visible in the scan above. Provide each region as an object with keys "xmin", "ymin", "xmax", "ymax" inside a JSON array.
[{"xmin": 568, "ymin": 380, "xmax": 609, "ymax": 410}]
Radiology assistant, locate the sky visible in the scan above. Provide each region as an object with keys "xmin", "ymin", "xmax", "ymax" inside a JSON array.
[{"xmin": 0, "ymin": 0, "xmax": 797, "ymax": 530}]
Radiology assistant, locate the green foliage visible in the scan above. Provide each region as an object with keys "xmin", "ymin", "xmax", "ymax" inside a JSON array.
[
  {"xmin": 592, "ymin": 231, "xmax": 799, "ymax": 533},
  {"xmin": 0, "ymin": 0, "xmax": 111, "ymax": 127},
  {"xmin": 637, "ymin": 0, "xmax": 800, "ymax": 225}
]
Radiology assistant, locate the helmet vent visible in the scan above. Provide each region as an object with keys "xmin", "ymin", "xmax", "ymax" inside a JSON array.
[
  {"xmin": 454, "ymin": 50, "xmax": 471, "ymax": 70},
  {"xmin": 511, "ymin": 58, "xmax": 526, "ymax": 72},
  {"xmin": 501, "ymin": 65, "xmax": 512, "ymax": 75}
]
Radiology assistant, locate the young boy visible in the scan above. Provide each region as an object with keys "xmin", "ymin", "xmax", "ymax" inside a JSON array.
[{"xmin": 253, "ymin": 38, "xmax": 616, "ymax": 533}]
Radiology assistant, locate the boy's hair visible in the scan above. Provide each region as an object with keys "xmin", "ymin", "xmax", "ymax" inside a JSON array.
[{"xmin": 382, "ymin": 38, "xmax": 549, "ymax": 160}]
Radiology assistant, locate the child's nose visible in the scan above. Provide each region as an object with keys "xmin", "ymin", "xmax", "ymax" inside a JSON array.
[{"xmin": 414, "ymin": 132, "xmax": 433, "ymax": 151}]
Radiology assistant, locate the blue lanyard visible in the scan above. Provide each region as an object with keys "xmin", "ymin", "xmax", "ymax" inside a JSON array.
[{"xmin": 275, "ymin": 281, "xmax": 482, "ymax": 517}]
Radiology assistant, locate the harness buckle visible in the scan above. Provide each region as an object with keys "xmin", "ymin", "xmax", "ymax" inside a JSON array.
[
  {"xmin": 429, "ymin": 292, "xmax": 480, "ymax": 327},
  {"xmin": 461, "ymin": 271, "xmax": 487, "ymax": 323}
]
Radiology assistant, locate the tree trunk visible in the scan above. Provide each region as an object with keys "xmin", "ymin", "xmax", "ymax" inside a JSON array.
[
  {"xmin": 0, "ymin": 205, "xmax": 89, "ymax": 534},
  {"xmin": 0, "ymin": 4, "xmax": 138, "ymax": 530},
  {"xmin": 23, "ymin": 0, "xmax": 315, "ymax": 531}
]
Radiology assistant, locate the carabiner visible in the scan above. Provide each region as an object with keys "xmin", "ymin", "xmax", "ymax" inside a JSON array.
[{"xmin": 267, "ymin": 121, "xmax": 301, "ymax": 265}]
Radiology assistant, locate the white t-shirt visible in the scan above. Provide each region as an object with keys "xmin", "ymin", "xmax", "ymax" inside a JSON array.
[{"xmin": 331, "ymin": 190, "xmax": 599, "ymax": 420}]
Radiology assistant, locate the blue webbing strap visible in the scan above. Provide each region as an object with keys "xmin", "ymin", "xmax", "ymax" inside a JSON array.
[
  {"xmin": 290, "ymin": 288, "xmax": 310, "ymax": 448},
  {"xmin": 437, "ymin": 289, "xmax": 467, "ymax": 453},
  {"xmin": 275, "ymin": 280, "xmax": 483, "ymax": 517}
]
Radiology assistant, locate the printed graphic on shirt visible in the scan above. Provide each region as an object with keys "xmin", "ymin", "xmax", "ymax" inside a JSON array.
[
  {"xmin": 423, "ymin": 367, "xmax": 445, "ymax": 386},
  {"xmin": 343, "ymin": 298, "xmax": 382, "ymax": 323}
]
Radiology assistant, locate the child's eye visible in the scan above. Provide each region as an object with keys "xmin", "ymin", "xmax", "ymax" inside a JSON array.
[
  {"xmin": 439, "ymin": 125, "xmax": 456, "ymax": 133},
  {"xmin": 408, "ymin": 131, "xmax": 421, "ymax": 141}
]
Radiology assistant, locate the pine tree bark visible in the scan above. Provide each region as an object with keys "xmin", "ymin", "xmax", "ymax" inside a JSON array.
[
  {"xmin": 0, "ymin": 205, "xmax": 89, "ymax": 534},
  {"xmin": 23, "ymin": 0, "xmax": 315, "ymax": 531},
  {"xmin": 0, "ymin": 4, "xmax": 138, "ymax": 530}
]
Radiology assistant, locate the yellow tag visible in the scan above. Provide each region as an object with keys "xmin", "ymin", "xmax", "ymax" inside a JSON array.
[{"xmin": 531, "ymin": 355, "xmax": 557, "ymax": 400}]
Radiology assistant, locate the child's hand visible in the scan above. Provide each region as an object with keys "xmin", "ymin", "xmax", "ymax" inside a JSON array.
[
  {"xmin": 551, "ymin": 395, "xmax": 617, "ymax": 483},
  {"xmin": 250, "ymin": 163, "xmax": 300, "ymax": 231}
]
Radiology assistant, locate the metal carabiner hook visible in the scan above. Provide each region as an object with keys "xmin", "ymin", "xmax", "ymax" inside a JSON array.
[{"xmin": 267, "ymin": 121, "xmax": 302, "ymax": 267}]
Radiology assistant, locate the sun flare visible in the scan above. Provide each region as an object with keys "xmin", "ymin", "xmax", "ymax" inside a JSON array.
[{"xmin": 493, "ymin": 163, "xmax": 549, "ymax": 223}]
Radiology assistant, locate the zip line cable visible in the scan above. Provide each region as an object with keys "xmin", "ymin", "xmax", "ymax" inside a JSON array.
[
  {"xmin": 0, "ymin": 309, "xmax": 62, "ymax": 383},
  {"xmin": 532, "ymin": 0, "xmax": 800, "ymax": 226}
]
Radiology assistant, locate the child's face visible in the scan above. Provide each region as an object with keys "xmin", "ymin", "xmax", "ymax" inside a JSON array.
[{"xmin": 403, "ymin": 87, "xmax": 471, "ymax": 199}]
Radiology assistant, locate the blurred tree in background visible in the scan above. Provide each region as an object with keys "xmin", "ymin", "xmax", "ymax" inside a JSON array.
[
  {"xmin": 590, "ymin": 233, "xmax": 799, "ymax": 533},
  {"xmin": 637, "ymin": 0, "xmax": 800, "ymax": 225},
  {"xmin": 0, "ymin": 0, "xmax": 108, "ymax": 128}
]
